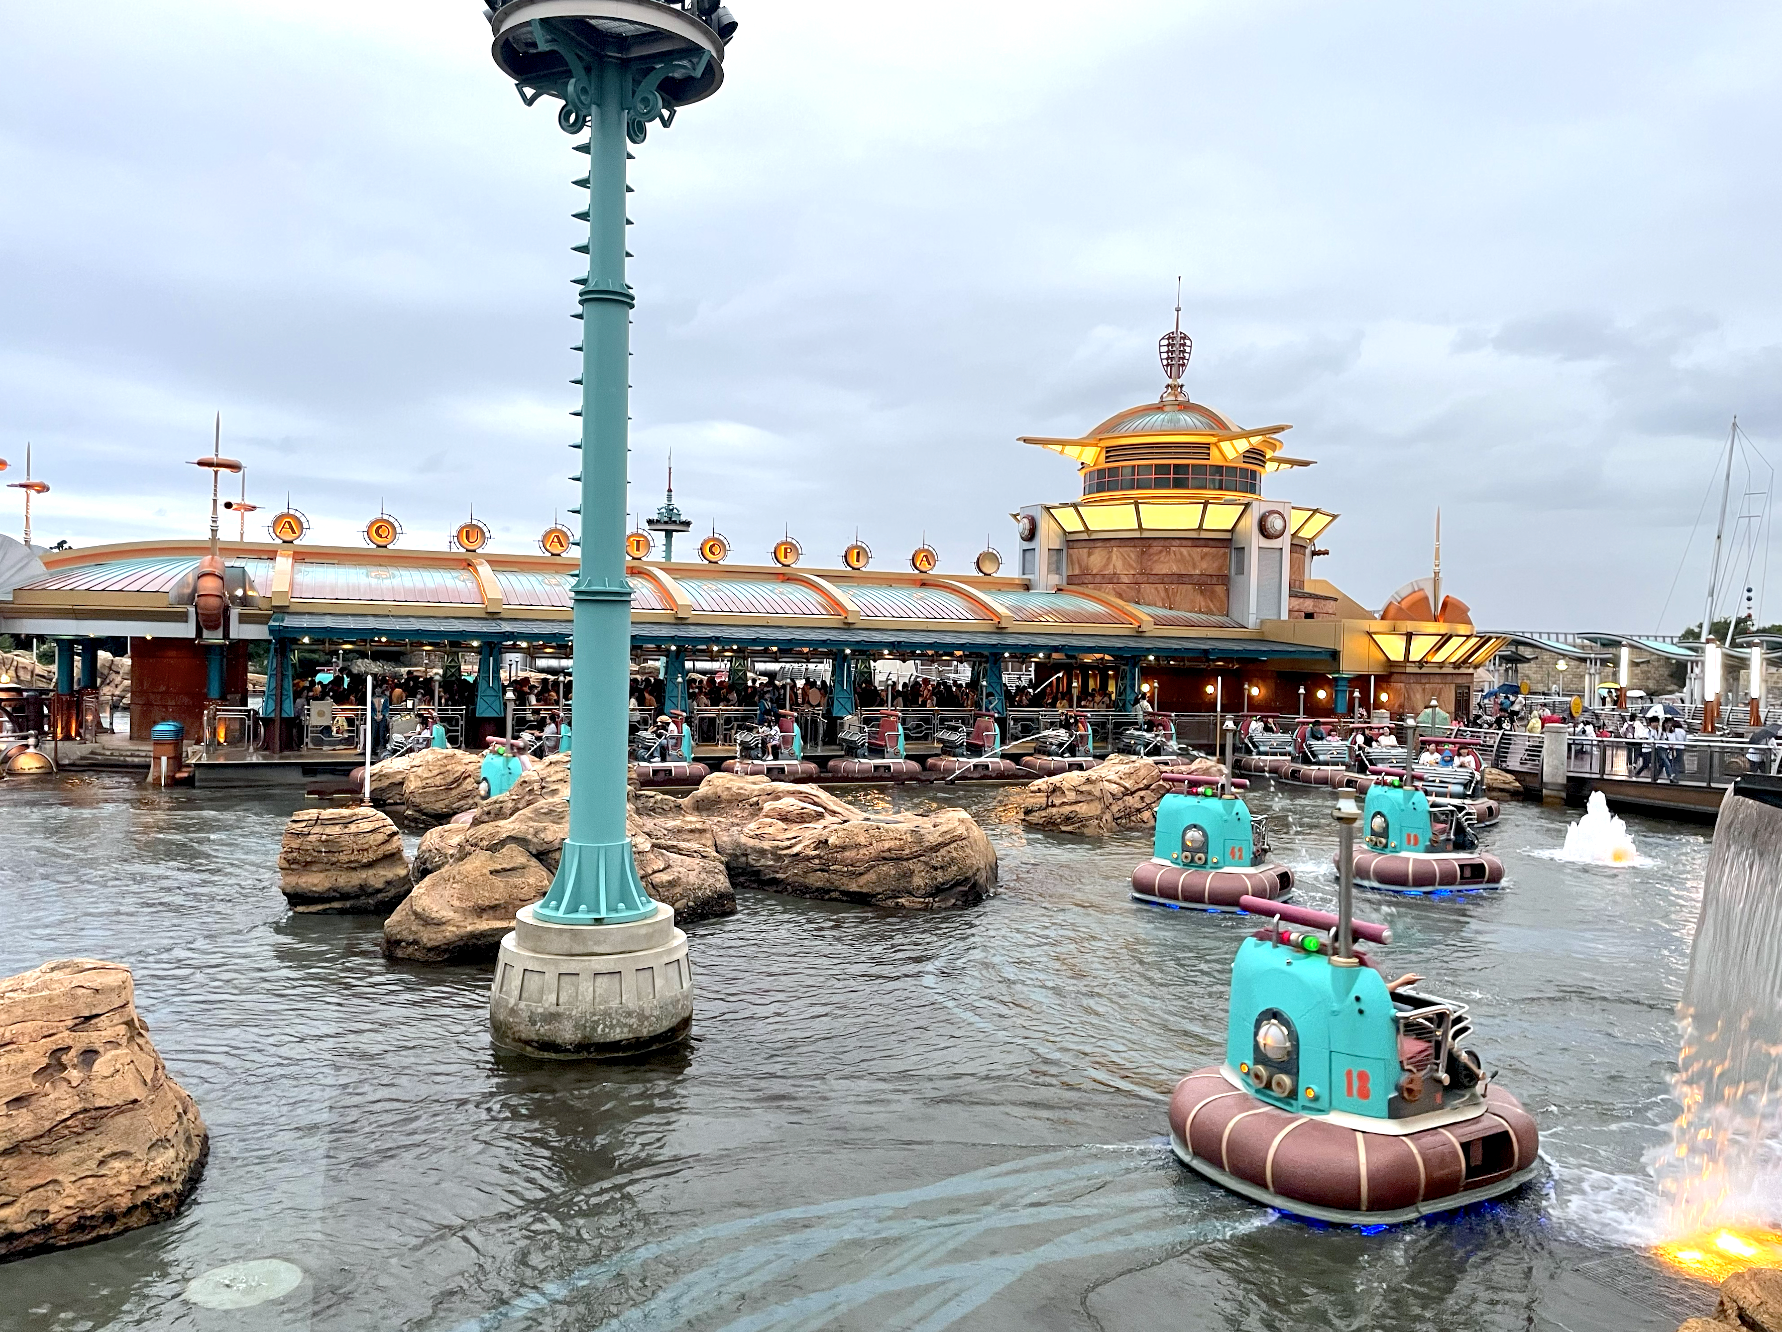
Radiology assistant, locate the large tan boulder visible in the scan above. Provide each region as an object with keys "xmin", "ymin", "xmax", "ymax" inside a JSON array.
[
  {"xmin": 465, "ymin": 796, "xmax": 570, "ymax": 871},
  {"xmin": 631, "ymin": 793, "xmax": 736, "ymax": 922},
  {"xmin": 1010, "ymin": 753, "xmax": 1168, "ymax": 836},
  {"xmin": 399, "ymin": 748, "xmax": 483, "ymax": 825},
  {"xmin": 0, "ymin": 960, "xmax": 208, "ymax": 1260},
  {"xmin": 1483, "ymin": 766, "xmax": 1523, "ymax": 796},
  {"xmin": 277, "ymin": 806, "xmax": 411, "ymax": 913},
  {"xmin": 364, "ymin": 751, "xmax": 419, "ymax": 807},
  {"xmin": 382, "ymin": 844, "xmax": 554, "ymax": 963},
  {"xmin": 413, "ymin": 821, "xmax": 471, "ymax": 880},
  {"xmin": 473, "ymin": 752, "xmax": 572, "ymax": 825},
  {"xmin": 1715, "ymin": 1268, "xmax": 1782, "ymax": 1332},
  {"xmin": 395, "ymin": 788, "xmax": 735, "ymax": 948},
  {"xmin": 683, "ymin": 773, "xmax": 994, "ymax": 909}
]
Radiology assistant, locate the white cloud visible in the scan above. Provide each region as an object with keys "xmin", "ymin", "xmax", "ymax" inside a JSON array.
[{"xmin": 3, "ymin": 0, "xmax": 1781, "ymax": 628}]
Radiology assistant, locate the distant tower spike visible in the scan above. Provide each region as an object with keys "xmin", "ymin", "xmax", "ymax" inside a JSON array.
[
  {"xmin": 645, "ymin": 453, "xmax": 691, "ymax": 561},
  {"xmin": 1158, "ymin": 276, "xmax": 1192, "ymax": 403}
]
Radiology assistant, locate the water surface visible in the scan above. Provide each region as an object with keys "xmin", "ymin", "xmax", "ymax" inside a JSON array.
[{"xmin": 0, "ymin": 774, "xmax": 1713, "ymax": 1330}]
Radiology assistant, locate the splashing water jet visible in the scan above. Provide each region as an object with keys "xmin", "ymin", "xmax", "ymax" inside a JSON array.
[
  {"xmin": 1559, "ymin": 791, "xmax": 1641, "ymax": 865},
  {"xmin": 1652, "ymin": 779, "xmax": 1782, "ymax": 1276}
]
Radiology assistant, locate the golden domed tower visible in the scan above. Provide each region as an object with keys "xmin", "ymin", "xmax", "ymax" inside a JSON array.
[{"xmin": 1013, "ymin": 305, "xmax": 1338, "ymax": 626}]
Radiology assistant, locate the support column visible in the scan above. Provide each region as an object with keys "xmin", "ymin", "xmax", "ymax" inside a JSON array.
[
  {"xmin": 1333, "ymin": 675, "xmax": 1350, "ymax": 716},
  {"xmin": 534, "ymin": 56, "xmax": 653, "ymax": 929},
  {"xmin": 474, "ymin": 641, "xmax": 506, "ymax": 744},
  {"xmin": 261, "ymin": 638, "xmax": 295, "ymax": 753},
  {"xmin": 663, "ymin": 647, "xmax": 687, "ymax": 714},
  {"xmin": 205, "ymin": 643, "xmax": 226, "ymax": 701},
  {"xmin": 829, "ymin": 652, "xmax": 855, "ymax": 719},
  {"xmin": 54, "ymin": 639, "xmax": 74, "ymax": 695},
  {"xmin": 1116, "ymin": 658, "xmax": 1140, "ymax": 712},
  {"xmin": 983, "ymin": 654, "xmax": 1006, "ymax": 716}
]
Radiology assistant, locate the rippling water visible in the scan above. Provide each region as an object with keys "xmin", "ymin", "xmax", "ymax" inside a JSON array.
[{"xmin": 0, "ymin": 774, "xmax": 1714, "ymax": 1330}]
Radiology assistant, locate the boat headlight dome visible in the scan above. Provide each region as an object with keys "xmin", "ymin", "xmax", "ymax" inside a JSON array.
[
  {"xmin": 1369, "ymin": 811, "xmax": 1389, "ymax": 838},
  {"xmin": 1183, "ymin": 824, "xmax": 1207, "ymax": 853},
  {"xmin": 1256, "ymin": 1018, "xmax": 1294, "ymax": 1063}
]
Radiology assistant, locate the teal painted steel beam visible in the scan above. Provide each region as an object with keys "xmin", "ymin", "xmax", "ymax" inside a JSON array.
[
  {"xmin": 537, "ymin": 54, "xmax": 651, "ymax": 927},
  {"xmin": 54, "ymin": 639, "xmax": 74, "ymax": 694}
]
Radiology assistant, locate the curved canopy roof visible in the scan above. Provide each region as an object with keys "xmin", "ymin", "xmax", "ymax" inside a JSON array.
[{"xmin": 4, "ymin": 542, "xmax": 1300, "ymax": 652}]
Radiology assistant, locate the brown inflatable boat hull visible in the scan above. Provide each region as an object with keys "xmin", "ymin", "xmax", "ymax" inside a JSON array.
[
  {"xmin": 1169, "ymin": 1067, "xmax": 1539, "ymax": 1223},
  {"xmin": 1349, "ymin": 849, "xmax": 1505, "ymax": 892},
  {"xmin": 1131, "ymin": 861, "xmax": 1294, "ymax": 910}
]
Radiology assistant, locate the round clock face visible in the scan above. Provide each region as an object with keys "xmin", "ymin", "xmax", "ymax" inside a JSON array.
[
  {"xmin": 1259, "ymin": 509, "xmax": 1288, "ymax": 540},
  {"xmin": 911, "ymin": 545, "xmax": 939, "ymax": 574},
  {"xmin": 365, "ymin": 515, "xmax": 399, "ymax": 548},
  {"xmin": 1017, "ymin": 514, "xmax": 1037, "ymax": 542},
  {"xmin": 843, "ymin": 542, "xmax": 871, "ymax": 570},
  {"xmin": 625, "ymin": 531, "xmax": 652, "ymax": 559},
  {"xmin": 772, "ymin": 538, "xmax": 801, "ymax": 567},
  {"xmin": 699, "ymin": 534, "xmax": 729, "ymax": 563}
]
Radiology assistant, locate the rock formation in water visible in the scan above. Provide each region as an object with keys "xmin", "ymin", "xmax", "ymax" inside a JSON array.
[
  {"xmin": 1483, "ymin": 766, "xmax": 1522, "ymax": 796},
  {"xmin": 0, "ymin": 960, "xmax": 208, "ymax": 1260},
  {"xmin": 362, "ymin": 748, "xmax": 483, "ymax": 828},
  {"xmin": 383, "ymin": 843, "xmax": 556, "ymax": 963},
  {"xmin": 1010, "ymin": 753, "xmax": 1169, "ymax": 836},
  {"xmin": 277, "ymin": 806, "xmax": 412, "ymax": 913},
  {"xmin": 384, "ymin": 779, "xmax": 736, "ymax": 962},
  {"xmin": 1679, "ymin": 1266, "xmax": 1782, "ymax": 1332},
  {"xmin": 683, "ymin": 773, "xmax": 995, "ymax": 909}
]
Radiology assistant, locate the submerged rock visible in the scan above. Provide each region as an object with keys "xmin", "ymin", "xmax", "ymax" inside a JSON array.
[
  {"xmin": 0, "ymin": 960, "xmax": 208, "ymax": 1260},
  {"xmin": 382, "ymin": 844, "xmax": 555, "ymax": 963},
  {"xmin": 1011, "ymin": 753, "xmax": 1169, "ymax": 836},
  {"xmin": 683, "ymin": 773, "xmax": 994, "ymax": 909},
  {"xmin": 277, "ymin": 806, "xmax": 411, "ymax": 913}
]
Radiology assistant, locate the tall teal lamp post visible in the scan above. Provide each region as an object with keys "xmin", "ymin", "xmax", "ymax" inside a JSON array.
[{"xmin": 484, "ymin": 0, "xmax": 735, "ymax": 1059}]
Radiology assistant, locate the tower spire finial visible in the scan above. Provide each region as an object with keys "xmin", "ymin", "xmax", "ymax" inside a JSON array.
[{"xmin": 1158, "ymin": 276, "xmax": 1192, "ymax": 403}]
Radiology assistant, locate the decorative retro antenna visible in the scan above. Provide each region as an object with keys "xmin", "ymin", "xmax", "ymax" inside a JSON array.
[
  {"xmin": 7, "ymin": 442, "xmax": 50, "ymax": 548},
  {"xmin": 1158, "ymin": 276, "xmax": 1192, "ymax": 403}
]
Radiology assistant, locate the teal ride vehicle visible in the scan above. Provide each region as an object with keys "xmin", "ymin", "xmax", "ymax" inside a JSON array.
[
  {"xmin": 1345, "ymin": 778, "xmax": 1503, "ymax": 894},
  {"xmin": 1130, "ymin": 775, "xmax": 1293, "ymax": 910},
  {"xmin": 1168, "ymin": 792, "xmax": 1540, "ymax": 1223}
]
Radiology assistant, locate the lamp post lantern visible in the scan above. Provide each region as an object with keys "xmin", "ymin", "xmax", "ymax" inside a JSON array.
[{"xmin": 483, "ymin": 0, "xmax": 735, "ymax": 1059}]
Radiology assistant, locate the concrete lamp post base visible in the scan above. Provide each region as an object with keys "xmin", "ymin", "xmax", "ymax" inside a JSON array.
[{"xmin": 489, "ymin": 902, "xmax": 692, "ymax": 1059}]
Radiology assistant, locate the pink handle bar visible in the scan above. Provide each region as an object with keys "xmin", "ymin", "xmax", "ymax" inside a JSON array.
[
  {"xmin": 1160, "ymin": 772, "xmax": 1249, "ymax": 789},
  {"xmin": 1237, "ymin": 894, "xmax": 1391, "ymax": 945}
]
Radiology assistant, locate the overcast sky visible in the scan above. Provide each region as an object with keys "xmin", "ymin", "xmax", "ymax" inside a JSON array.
[{"xmin": 3, "ymin": 1, "xmax": 1780, "ymax": 630}]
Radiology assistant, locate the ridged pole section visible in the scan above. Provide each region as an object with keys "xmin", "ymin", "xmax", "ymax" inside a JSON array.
[{"xmin": 534, "ymin": 55, "xmax": 653, "ymax": 925}]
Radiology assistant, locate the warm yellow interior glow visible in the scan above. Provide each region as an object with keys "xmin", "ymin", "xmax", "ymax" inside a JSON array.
[
  {"xmin": 1137, "ymin": 501, "xmax": 1207, "ymax": 530},
  {"xmin": 1290, "ymin": 509, "xmax": 1339, "ymax": 540},
  {"xmin": 1408, "ymin": 634, "xmax": 1444, "ymax": 661},
  {"xmin": 1080, "ymin": 502, "xmax": 1140, "ymax": 532},
  {"xmin": 1048, "ymin": 505, "xmax": 1087, "ymax": 533},
  {"xmin": 1369, "ymin": 632, "xmax": 1410, "ymax": 663},
  {"xmin": 1201, "ymin": 503, "xmax": 1245, "ymax": 531}
]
